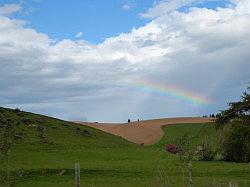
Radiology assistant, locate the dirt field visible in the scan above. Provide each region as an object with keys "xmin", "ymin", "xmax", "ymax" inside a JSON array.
[{"xmin": 76, "ymin": 117, "xmax": 213, "ymax": 145}]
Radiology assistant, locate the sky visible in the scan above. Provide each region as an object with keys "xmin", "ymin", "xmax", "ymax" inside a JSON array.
[{"xmin": 0, "ymin": 0, "xmax": 249, "ymax": 122}]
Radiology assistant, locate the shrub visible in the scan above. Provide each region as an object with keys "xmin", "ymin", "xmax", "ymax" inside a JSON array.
[
  {"xmin": 37, "ymin": 126, "xmax": 47, "ymax": 144},
  {"xmin": 195, "ymin": 142, "xmax": 216, "ymax": 161},
  {"xmin": 216, "ymin": 87, "xmax": 250, "ymax": 162},
  {"xmin": 21, "ymin": 118, "xmax": 32, "ymax": 125},
  {"xmin": 165, "ymin": 144, "xmax": 181, "ymax": 154},
  {"xmin": 221, "ymin": 118, "xmax": 250, "ymax": 162},
  {"xmin": 14, "ymin": 108, "xmax": 21, "ymax": 113}
]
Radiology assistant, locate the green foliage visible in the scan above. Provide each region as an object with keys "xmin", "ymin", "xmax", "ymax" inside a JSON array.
[
  {"xmin": 221, "ymin": 118, "xmax": 250, "ymax": 162},
  {"xmin": 0, "ymin": 107, "xmax": 249, "ymax": 186},
  {"xmin": 216, "ymin": 87, "xmax": 250, "ymax": 162},
  {"xmin": 155, "ymin": 123, "xmax": 220, "ymax": 153},
  {"xmin": 0, "ymin": 119, "xmax": 15, "ymax": 157},
  {"xmin": 0, "ymin": 111, "xmax": 23, "ymax": 186},
  {"xmin": 158, "ymin": 124, "xmax": 218, "ymax": 162},
  {"xmin": 196, "ymin": 142, "xmax": 216, "ymax": 161},
  {"xmin": 178, "ymin": 134, "xmax": 194, "ymax": 161},
  {"xmin": 37, "ymin": 126, "xmax": 47, "ymax": 144},
  {"xmin": 216, "ymin": 87, "xmax": 250, "ymax": 128}
]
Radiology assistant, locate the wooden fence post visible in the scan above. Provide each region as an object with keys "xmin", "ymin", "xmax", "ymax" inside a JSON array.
[
  {"xmin": 75, "ymin": 163, "xmax": 80, "ymax": 187},
  {"xmin": 188, "ymin": 160, "xmax": 192, "ymax": 187}
]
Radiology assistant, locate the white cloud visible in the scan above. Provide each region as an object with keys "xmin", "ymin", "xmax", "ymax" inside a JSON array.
[
  {"xmin": 0, "ymin": 3, "xmax": 21, "ymax": 16},
  {"xmin": 75, "ymin": 32, "xmax": 83, "ymax": 38},
  {"xmin": 139, "ymin": 0, "xmax": 235, "ymax": 19},
  {"xmin": 0, "ymin": 1, "xmax": 250, "ymax": 121},
  {"xmin": 140, "ymin": 0, "xmax": 200, "ymax": 18},
  {"xmin": 122, "ymin": 4, "xmax": 131, "ymax": 11}
]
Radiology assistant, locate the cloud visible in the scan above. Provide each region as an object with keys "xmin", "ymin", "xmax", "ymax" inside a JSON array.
[
  {"xmin": 0, "ymin": 3, "xmax": 21, "ymax": 16},
  {"xmin": 122, "ymin": 4, "xmax": 131, "ymax": 11},
  {"xmin": 139, "ymin": 0, "xmax": 233, "ymax": 18},
  {"xmin": 75, "ymin": 32, "xmax": 83, "ymax": 38},
  {"xmin": 0, "ymin": 1, "xmax": 250, "ymax": 122},
  {"xmin": 139, "ymin": 0, "xmax": 198, "ymax": 18}
]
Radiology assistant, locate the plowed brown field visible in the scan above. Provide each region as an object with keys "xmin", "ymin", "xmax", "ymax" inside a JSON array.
[{"xmin": 77, "ymin": 117, "xmax": 213, "ymax": 145}]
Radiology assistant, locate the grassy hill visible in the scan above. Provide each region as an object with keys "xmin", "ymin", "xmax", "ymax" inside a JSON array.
[
  {"xmin": 0, "ymin": 107, "xmax": 249, "ymax": 187},
  {"xmin": 154, "ymin": 123, "xmax": 220, "ymax": 149}
]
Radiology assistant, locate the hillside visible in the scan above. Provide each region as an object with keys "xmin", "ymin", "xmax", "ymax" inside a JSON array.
[
  {"xmin": 0, "ymin": 107, "xmax": 249, "ymax": 187},
  {"xmin": 78, "ymin": 117, "xmax": 213, "ymax": 145}
]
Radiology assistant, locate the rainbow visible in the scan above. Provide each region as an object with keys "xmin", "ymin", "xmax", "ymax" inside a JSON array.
[{"xmin": 128, "ymin": 79, "xmax": 211, "ymax": 105}]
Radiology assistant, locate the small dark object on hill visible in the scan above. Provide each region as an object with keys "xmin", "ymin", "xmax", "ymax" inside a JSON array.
[
  {"xmin": 76, "ymin": 128, "xmax": 81, "ymax": 135},
  {"xmin": 21, "ymin": 118, "xmax": 32, "ymax": 125},
  {"xmin": 15, "ymin": 169, "xmax": 24, "ymax": 177},
  {"xmin": 76, "ymin": 128, "xmax": 91, "ymax": 137},
  {"xmin": 165, "ymin": 144, "xmax": 181, "ymax": 154},
  {"xmin": 57, "ymin": 169, "xmax": 66, "ymax": 176},
  {"xmin": 35, "ymin": 117, "xmax": 46, "ymax": 123},
  {"xmin": 83, "ymin": 129, "xmax": 89, "ymax": 134},
  {"xmin": 17, "ymin": 112, "xmax": 25, "ymax": 117},
  {"xmin": 14, "ymin": 135, "xmax": 22, "ymax": 141},
  {"xmin": 127, "ymin": 119, "xmax": 131, "ymax": 123},
  {"xmin": 14, "ymin": 108, "xmax": 21, "ymax": 113},
  {"xmin": 38, "ymin": 126, "xmax": 47, "ymax": 144},
  {"xmin": 140, "ymin": 143, "xmax": 144, "ymax": 146}
]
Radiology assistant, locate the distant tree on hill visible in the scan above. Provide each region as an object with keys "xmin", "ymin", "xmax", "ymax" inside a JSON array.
[{"xmin": 127, "ymin": 119, "xmax": 131, "ymax": 123}]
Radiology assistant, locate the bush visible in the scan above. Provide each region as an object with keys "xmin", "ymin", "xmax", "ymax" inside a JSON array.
[
  {"xmin": 165, "ymin": 144, "xmax": 181, "ymax": 154},
  {"xmin": 14, "ymin": 108, "xmax": 21, "ymax": 113},
  {"xmin": 195, "ymin": 142, "xmax": 216, "ymax": 161},
  {"xmin": 216, "ymin": 87, "xmax": 250, "ymax": 162},
  {"xmin": 221, "ymin": 118, "xmax": 250, "ymax": 162}
]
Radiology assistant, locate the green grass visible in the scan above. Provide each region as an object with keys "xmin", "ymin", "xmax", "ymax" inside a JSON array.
[
  {"xmin": 154, "ymin": 123, "xmax": 221, "ymax": 149},
  {"xmin": 0, "ymin": 107, "xmax": 250, "ymax": 187}
]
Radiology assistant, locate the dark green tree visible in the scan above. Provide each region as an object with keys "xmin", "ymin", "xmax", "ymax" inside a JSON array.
[
  {"xmin": 216, "ymin": 87, "xmax": 250, "ymax": 127},
  {"xmin": 216, "ymin": 87, "xmax": 250, "ymax": 162}
]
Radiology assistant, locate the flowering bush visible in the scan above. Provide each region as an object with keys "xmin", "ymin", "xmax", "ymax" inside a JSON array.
[
  {"xmin": 195, "ymin": 143, "xmax": 215, "ymax": 161},
  {"xmin": 165, "ymin": 144, "xmax": 181, "ymax": 154}
]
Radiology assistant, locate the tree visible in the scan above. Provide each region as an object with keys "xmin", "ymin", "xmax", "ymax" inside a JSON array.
[
  {"xmin": 216, "ymin": 87, "xmax": 250, "ymax": 128},
  {"xmin": 221, "ymin": 118, "xmax": 250, "ymax": 162},
  {"xmin": 216, "ymin": 87, "xmax": 250, "ymax": 162}
]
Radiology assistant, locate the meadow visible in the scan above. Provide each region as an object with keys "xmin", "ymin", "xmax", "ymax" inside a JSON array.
[{"xmin": 0, "ymin": 107, "xmax": 249, "ymax": 187}]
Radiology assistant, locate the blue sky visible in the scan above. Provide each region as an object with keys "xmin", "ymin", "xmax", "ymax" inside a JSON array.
[
  {"xmin": 0, "ymin": 0, "xmax": 249, "ymax": 122},
  {"xmin": 7, "ymin": 0, "xmax": 154, "ymax": 43},
  {"xmin": 179, "ymin": 0, "xmax": 231, "ymax": 12},
  {"xmin": 4, "ymin": 0, "xmax": 231, "ymax": 43}
]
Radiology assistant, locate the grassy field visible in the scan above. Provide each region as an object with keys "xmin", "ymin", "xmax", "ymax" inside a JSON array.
[{"xmin": 0, "ymin": 107, "xmax": 249, "ymax": 187}]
